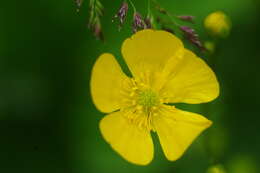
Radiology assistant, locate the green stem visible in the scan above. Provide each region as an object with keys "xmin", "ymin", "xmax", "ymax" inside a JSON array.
[
  {"xmin": 128, "ymin": 0, "xmax": 137, "ymax": 13},
  {"xmin": 150, "ymin": 0, "xmax": 181, "ymax": 27},
  {"xmin": 166, "ymin": 12, "xmax": 181, "ymax": 27},
  {"xmin": 147, "ymin": 0, "xmax": 151, "ymax": 16}
]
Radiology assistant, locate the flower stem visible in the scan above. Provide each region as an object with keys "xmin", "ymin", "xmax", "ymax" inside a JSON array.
[
  {"xmin": 128, "ymin": 0, "xmax": 136, "ymax": 13},
  {"xmin": 147, "ymin": 0, "xmax": 151, "ymax": 16},
  {"xmin": 150, "ymin": 0, "xmax": 180, "ymax": 27}
]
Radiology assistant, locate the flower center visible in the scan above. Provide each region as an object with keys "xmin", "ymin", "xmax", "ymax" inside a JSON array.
[
  {"xmin": 137, "ymin": 89, "xmax": 159, "ymax": 108},
  {"xmin": 120, "ymin": 78, "xmax": 163, "ymax": 131}
]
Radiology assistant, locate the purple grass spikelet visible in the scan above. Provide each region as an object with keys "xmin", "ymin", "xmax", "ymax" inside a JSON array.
[
  {"xmin": 132, "ymin": 12, "xmax": 145, "ymax": 33},
  {"xmin": 178, "ymin": 15, "xmax": 195, "ymax": 23},
  {"xmin": 113, "ymin": 2, "xmax": 129, "ymax": 30},
  {"xmin": 180, "ymin": 26, "xmax": 205, "ymax": 51}
]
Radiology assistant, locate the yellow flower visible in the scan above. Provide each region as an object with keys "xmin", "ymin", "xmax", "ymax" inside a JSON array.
[
  {"xmin": 204, "ymin": 11, "xmax": 231, "ymax": 38},
  {"xmin": 90, "ymin": 29, "xmax": 219, "ymax": 165}
]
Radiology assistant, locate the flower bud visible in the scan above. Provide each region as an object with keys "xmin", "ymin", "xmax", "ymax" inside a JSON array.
[
  {"xmin": 207, "ymin": 164, "xmax": 226, "ymax": 173},
  {"xmin": 204, "ymin": 41, "xmax": 216, "ymax": 54},
  {"xmin": 204, "ymin": 11, "xmax": 231, "ymax": 38}
]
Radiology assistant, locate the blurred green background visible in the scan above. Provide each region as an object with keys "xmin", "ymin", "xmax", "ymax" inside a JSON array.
[{"xmin": 1, "ymin": 0, "xmax": 260, "ymax": 172}]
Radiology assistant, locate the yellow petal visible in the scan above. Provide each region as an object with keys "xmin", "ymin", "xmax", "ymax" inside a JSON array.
[
  {"xmin": 160, "ymin": 49, "xmax": 219, "ymax": 104},
  {"xmin": 154, "ymin": 106, "xmax": 212, "ymax": 161},
  {"xmin": 121, "ymin": 29, "xmax": 184, "ymax": 79},
  {"xmin": 100, "ymin": 111, "xmax": 154, "ymax": 165},
  {"xmin": 90, "ymin": 53, "xmax": 128, "ymax": 113}
]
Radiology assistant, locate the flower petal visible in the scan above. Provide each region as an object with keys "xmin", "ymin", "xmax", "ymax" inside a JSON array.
[
  {"xmin": 90, "ymin": 53, "xmax": 128, "ymax": 113},
  {"xmin": 160, "ymin": 49, "xmax": 219, "ymax": 104},
  {"xmin": 154, "ymin": 106, "xmax": 212, "ymax": 161},
  {"xmin": 121, "ymin": 29, "xmax": 184, "ymax": 78},
  {"xmin": 100, "ymin": 111, "xmax": 154, "ymax": 165}
]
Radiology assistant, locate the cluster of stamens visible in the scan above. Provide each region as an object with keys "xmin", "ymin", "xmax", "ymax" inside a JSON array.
[{"xmin": 120, "ymin": 77, "xmax": 164, "ymax": 131}]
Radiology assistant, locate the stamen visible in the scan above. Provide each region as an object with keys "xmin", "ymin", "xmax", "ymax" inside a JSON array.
[
  {"xmin": 129, "ymin": 91, "xmax": 135, "ymax": 97},
  {"xmin": 120, "ymin": 76, "xmax": 163, "ymax": 131},
  {"xmin": 137, "ymin": 89, "xmax": 159, "ymax": 108}
]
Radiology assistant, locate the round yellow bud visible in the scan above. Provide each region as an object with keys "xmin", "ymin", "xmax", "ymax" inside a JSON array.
[
  {"xmin": 204, "ymin": 41, "xmax": 216, "ymax": 54},
  {"xmin": 204, "ymin": 11, "xmax": 231, "ymax": 38},
  {"xmin": 207, "ymin": 164, "xmax": 226, "ymax": 173}
]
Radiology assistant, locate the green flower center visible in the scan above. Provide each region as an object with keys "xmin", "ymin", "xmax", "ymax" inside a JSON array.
[{"xmin": 137, "ymin": 89, "xmax": 159, "ymax": 108}]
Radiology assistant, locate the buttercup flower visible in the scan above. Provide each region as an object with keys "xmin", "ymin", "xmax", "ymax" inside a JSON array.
[
  {"xmin": 90, "ymin": 29, "xmax": 219, "ymax": 165},
  {"xmin": 204, "ymin": 11, "xmax": 231, "ymax": 38}
]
